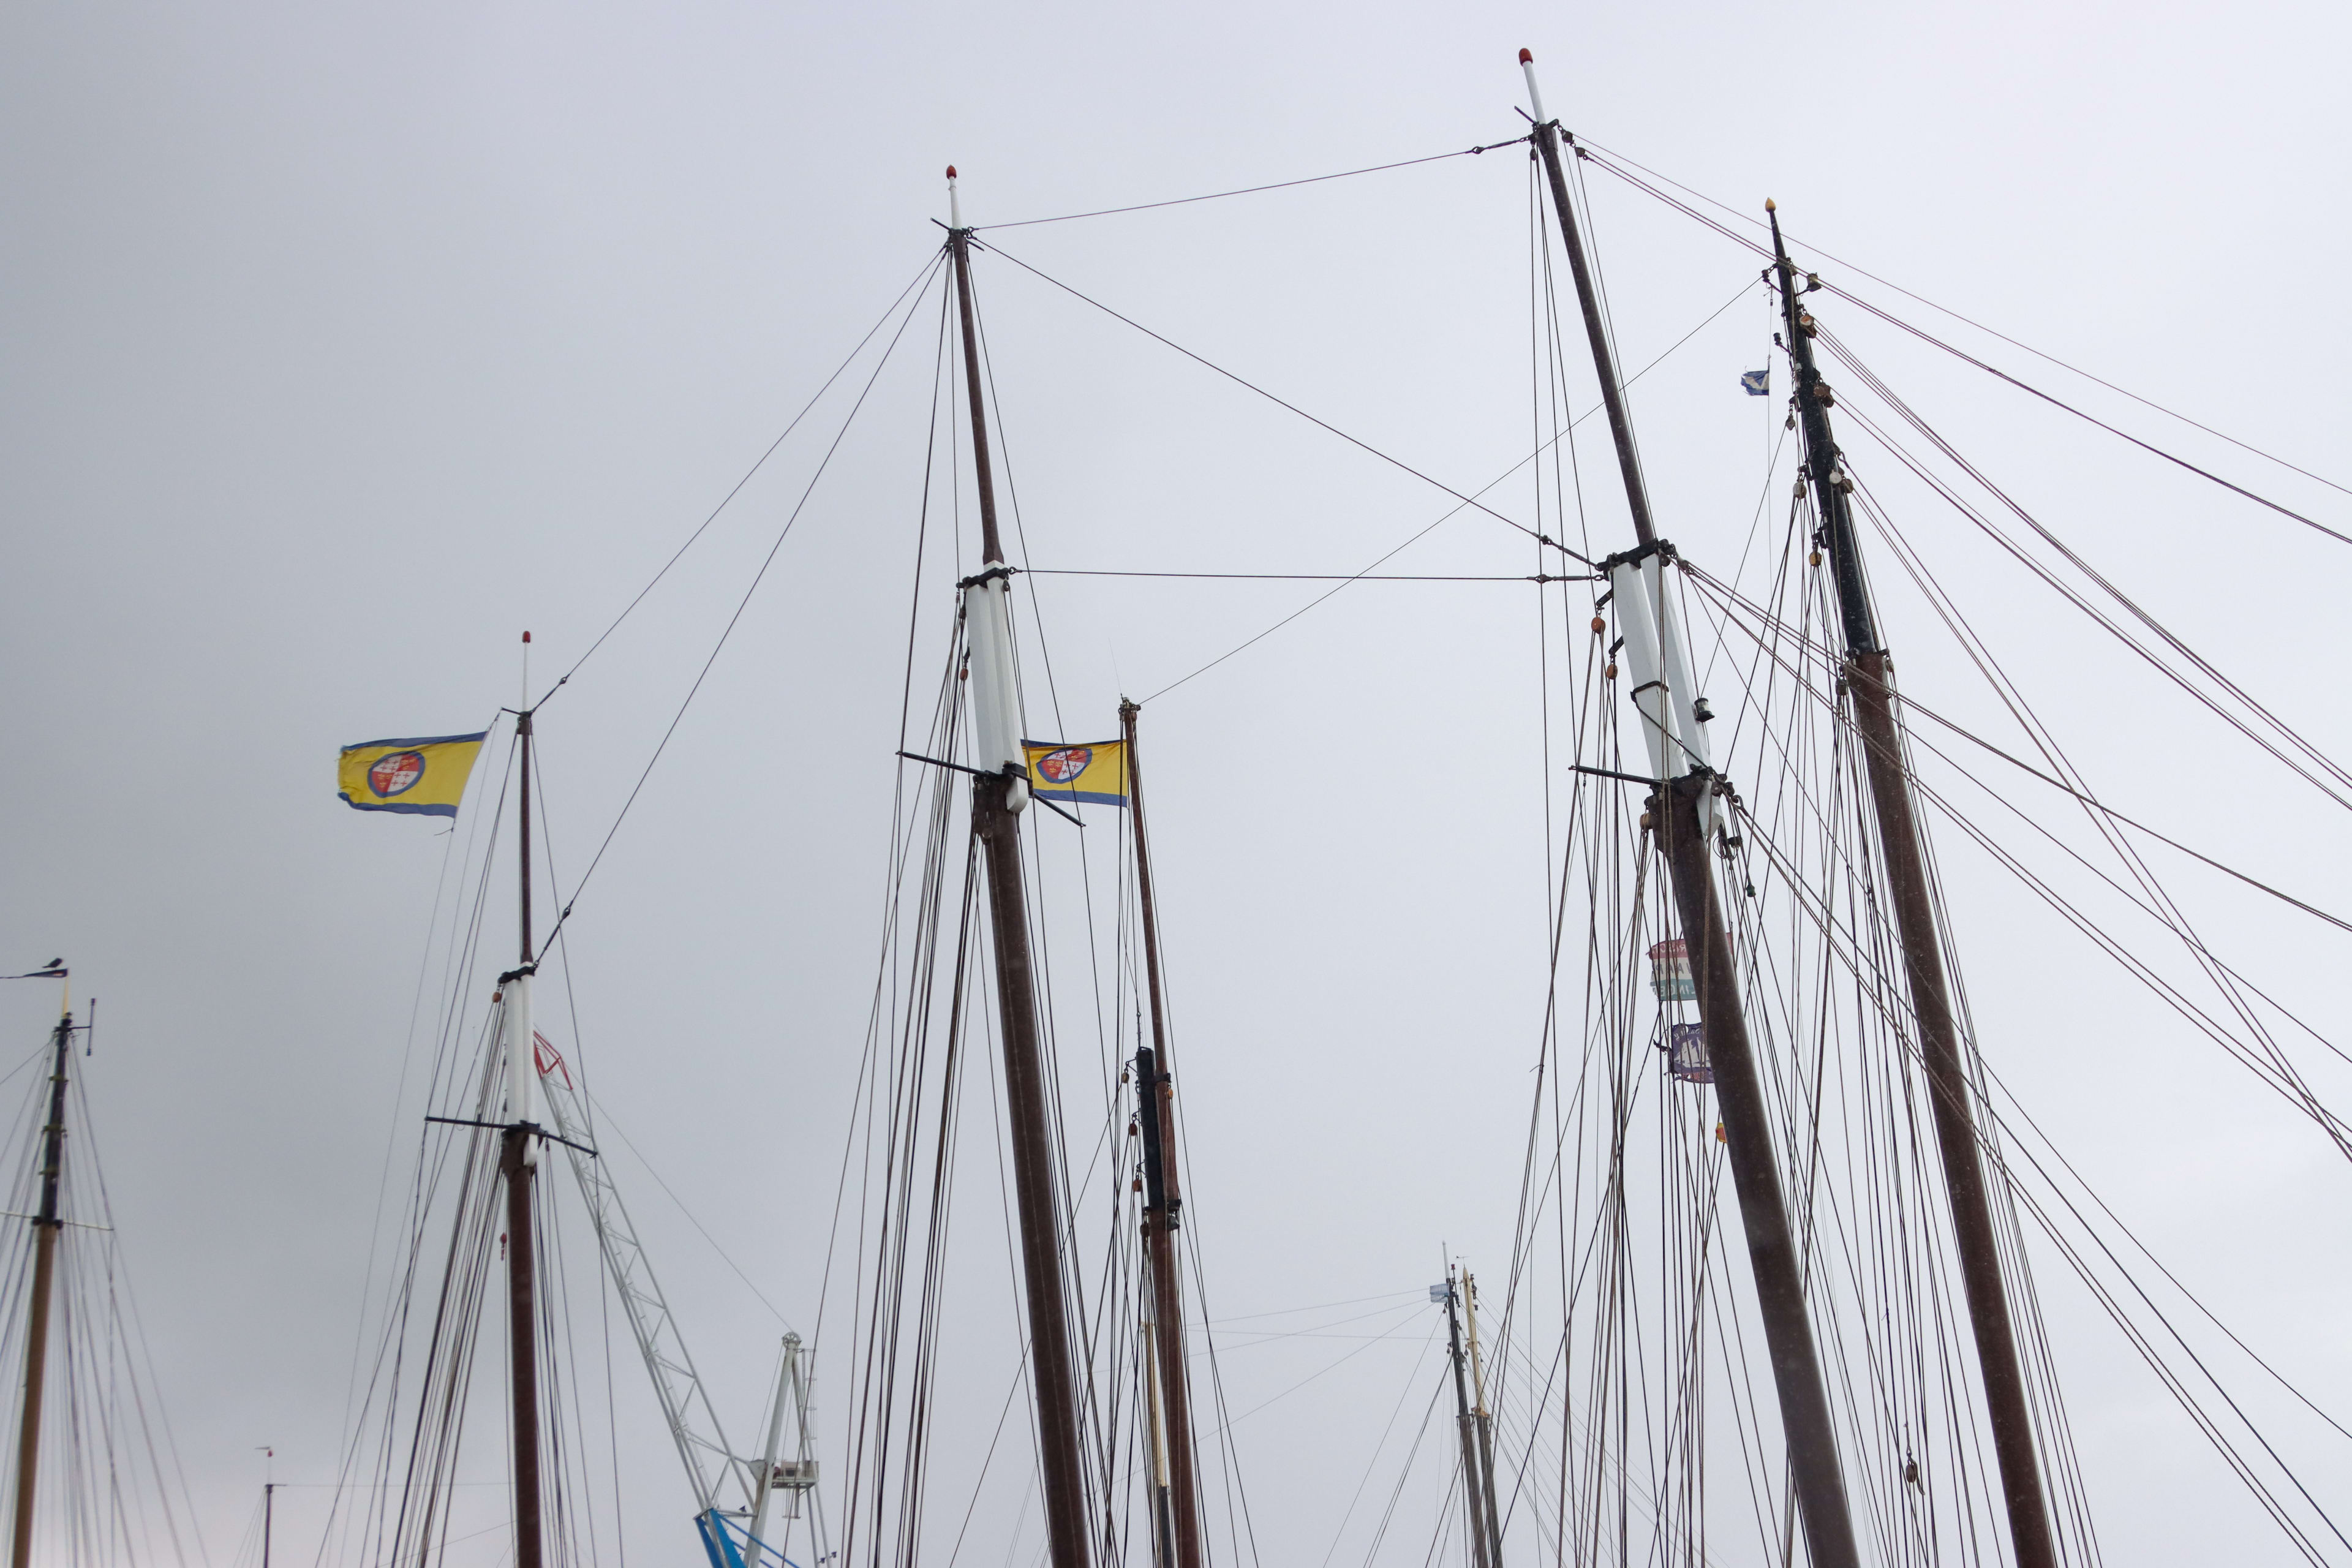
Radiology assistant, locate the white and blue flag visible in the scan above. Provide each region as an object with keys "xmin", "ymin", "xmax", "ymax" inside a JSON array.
[{"xmin": 1740, "ymin": 368, "xmax": 1770, "ymax": 396}]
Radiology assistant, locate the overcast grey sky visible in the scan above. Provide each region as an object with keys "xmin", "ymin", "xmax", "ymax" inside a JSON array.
[{"xmin": 4, "ymin": 2, "xmax": 2351, "ymax": 1566}]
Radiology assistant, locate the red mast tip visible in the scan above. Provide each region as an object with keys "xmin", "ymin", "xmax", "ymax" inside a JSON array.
[
  {"xmin": 946, "ymin": 165, "xmax": 958, "ymax": 179},
  {"xmin": 522, "ymin": 630, "xmax": 532, "ymax": 643},
  {"xmin": 1518, "ymin": 48, "xmax": 1532, "ymax": 63}
]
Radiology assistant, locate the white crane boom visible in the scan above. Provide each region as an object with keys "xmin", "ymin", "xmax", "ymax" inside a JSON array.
[{"xmin": 533, "ymin": 1034, "xmax": 751, "ymax": 1517}]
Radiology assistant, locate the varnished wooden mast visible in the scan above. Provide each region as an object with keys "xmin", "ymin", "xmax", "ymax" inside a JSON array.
[
  {"xmin": 1518, "ymin": 49, "xmax": 1862, "ymax": 1568},
  {"xmin": 503, "ymin": 703, "xmax": 545, "ymax": 1568},
  {"xmin": 1768, "ymin": 200, "xmax": 2058, "ymax": 1568},
  {"xmin": 9, "ymin": 1007, "xmax": 74, "ymax": 1568},
  {"xmin": 1120, "ymin": 701, "xmax": 1204, "ymax": 1568},
  {"xmin": 947, "ymin": 173, "xmax": 1094, "ymax": 1568},
  {"xmin": 1442, "ymin": 1272, "xmax": 1494, "ymax": 1568}
]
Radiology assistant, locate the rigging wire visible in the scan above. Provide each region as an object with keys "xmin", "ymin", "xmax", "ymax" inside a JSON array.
[
  {"xmin": 1809, "ymin": 328, "xmax": 2352, "ymax": 809},
  {"xmin": 1679, "ymin": 538, "xmax": 2352, "ymax": 1548},
  {"xmin": 1486, "ymin": 126, "xmax": 2352, "ymax": 1561},
  {"xmin": 1849, "ymin": 682, "xmax": 2352, "ymax": 936},
  {"xmin": 1133, "ymin": 278, "xmax": 1752, "ymax": 704},
  {"xmin": 1813, "ymin": 286, "xmax": 2352, "ymax": 548},
  {"xmin": 538, "ymin": 254, "xmax": 947, "ymax": 950},
  {"xmin": 972, "ymin": 139, "xmax": 1528, "ymax": 231},
  {"xmin": 1567, "ymin": 135, "xmax": 2352, "ymax": 513},
  {"xmin": 537, "ymin": 251, "xmax": 949, "ymax": 707},
  {"xmin": 576, "ymin": 1094, "xmax": 797, "ymax": 1329},
  {"xmin": 1028, "ymin": 570, "xmax": 1576, "ymax": 583},
  {"xmin": 976, "ymin": 238, "xmax": 1593, "ymax": 565},
  {"xmin": 1687, "ymin": 562, "xmax": 2352, "ymax": 1118}
]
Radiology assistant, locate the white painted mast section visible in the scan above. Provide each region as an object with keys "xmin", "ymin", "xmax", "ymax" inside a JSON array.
[
  {"xmin": 963, "ymin": 576, "xmax": 1030, "ymax": 811},
  {"xmin": 948, "ymin": 165, "xmax": 1028, "ymax": 813},
  {"xmin": 503, "ymin": 973, "xmax": 537, "ymax": 1165},
  {"xmin": 1608, "ymin": 557, "xmax": 1683, "ymax": 783},
  {"xmin": 1522, "ymin": 48, "xmax": 1717, "ymax": 830},
  {"xmin": 1646, "ymin": 557, "xmax": 1716, "ymax": 834},
  {"xmin": 1610, "ymin": 554, "xmax": 1717, "ymax": 831},
  {"xmin": 1649, "ymin": 562, "xmax": 1709, "ymax": 773}
]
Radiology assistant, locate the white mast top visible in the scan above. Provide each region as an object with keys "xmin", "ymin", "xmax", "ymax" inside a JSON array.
[
  {"xmin": 947, "ymin": 165, "xmax": 963, "ymax": 230},
  {"xmin": 1518, "ymin": 48, "xmax": 1549, "ymax": 124}
]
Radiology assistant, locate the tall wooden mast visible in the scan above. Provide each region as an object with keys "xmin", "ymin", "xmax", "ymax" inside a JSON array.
[
  {"xmin": 1120, "ymin": 701, "xmax": 1204, "ymax": 1568},
  {"xmin": 944, "ymin": 167, "xmax": 1094, "ymax": 1568},
  {"xmin": 9, "ymin": 1004, "xmax": 75, "ymax": 1568},
  {"xmin": 1441, "ymin": 1270, "xmax": 1494, "ymax": 1568},
  {"xmin": 1768, "ymin": 202, "xmax": 2059, "ymax": 1568},
  {"xmin": 1461, "ymin": 1272, "xmax": 1505, "ymax": 1568},
  {"xmin": 500, "ymin": 698, "xmax": 546, "ymax": 1568},
  {"xmin": 1518, "ymin": 50, "xmax": 1863, "ymax": 1568}
]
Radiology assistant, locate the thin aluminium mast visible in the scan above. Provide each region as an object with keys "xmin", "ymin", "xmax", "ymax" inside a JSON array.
[
  {"xmin": 945, "ymin": 167, "xmax": 1095, "ymax": 1568},
  {"xmin": 1768, "ymin": 202, "xmax": 2060, "ymax": 1568},
  {"xmin": 1518, "ymin": 49, "xmax": 1863, "ymax": 1568}
]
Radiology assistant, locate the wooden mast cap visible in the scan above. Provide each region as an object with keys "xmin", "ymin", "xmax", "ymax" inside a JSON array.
[{"xmin": 1764, "ymin": 197, "xmax": 1777, "ymax": 211}]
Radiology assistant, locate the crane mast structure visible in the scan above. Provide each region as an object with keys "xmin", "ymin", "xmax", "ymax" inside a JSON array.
[{"xmin": 533, "ymin": 1043, "xmax": 820, "ymax": 1568}]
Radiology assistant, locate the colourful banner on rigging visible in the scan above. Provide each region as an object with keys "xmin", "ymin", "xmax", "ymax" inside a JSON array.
[
  {"xmin": 1667, "ymin": 1023, "xmax": 1713, "ymax": 1084},
  {"xmin": 1648, "ymin": 938, "xmax": 1695, "ymax": 1001}
]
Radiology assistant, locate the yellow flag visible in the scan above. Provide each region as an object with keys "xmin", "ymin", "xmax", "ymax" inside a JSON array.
[
  {"xmin": 337, "ymin": 730, "xmax": 488, "ymax": 818},
  {"xmin": 1022, "ymin": 739, "xmax": 1128, "ymax": 807}
]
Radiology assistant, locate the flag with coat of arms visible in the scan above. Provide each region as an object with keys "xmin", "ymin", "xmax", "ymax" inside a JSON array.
[
  {"xmin": 337, "ymin": 729, "xmax": 488, "ymax": 817},
  {"xmin": 1022, "ymin": 739, "xmax": 1129, "ymax": 807}
]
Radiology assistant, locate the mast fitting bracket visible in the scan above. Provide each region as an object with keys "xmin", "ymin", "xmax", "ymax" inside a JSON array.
[
  {"xmin": 424, "ymin": 1115, "xmax": 598, "ymax": 1159},
  {"xmin": 1601, "ymin": 538, "xmax": 1679, "ymax": 572}
]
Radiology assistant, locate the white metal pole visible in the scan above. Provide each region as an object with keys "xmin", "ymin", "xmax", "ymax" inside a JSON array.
[
  {"xmin": 743, "ymin": 1335, "xmax": 797, "ymax": 1558},
  {"xmin": 1518, "ymin": 48, "xmax": 1548, "ymax": 124}
]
